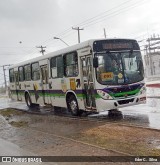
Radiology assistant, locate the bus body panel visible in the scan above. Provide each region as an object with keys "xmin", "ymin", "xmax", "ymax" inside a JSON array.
[
  {"xmin": 94, "ymin": 81, "xmax": 146, "ymax": 112},
  {"xmin": 9, "ymin": 38, "xmax": 146, "ymax": 114}
]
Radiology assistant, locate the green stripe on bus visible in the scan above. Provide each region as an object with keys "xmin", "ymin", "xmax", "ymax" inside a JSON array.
[
  {"xmin": 110, "ymin": 89, "xmax": 140, "ymax": 97},
  {"xmin": 10, "ymin": 89, "xmax": 140, "ymax": 100}
]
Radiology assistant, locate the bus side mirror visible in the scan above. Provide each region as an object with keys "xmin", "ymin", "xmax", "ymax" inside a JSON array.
[{"xmin": 93, "ymin": 57, "xmax": 98, "ymax": 68}]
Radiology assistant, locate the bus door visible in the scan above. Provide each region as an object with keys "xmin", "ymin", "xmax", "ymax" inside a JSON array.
[
  {"xmin": 14, "ymin": 71, "xmax": 22, "ymax": 101},
  {"xmin": 40, "ymin": 65, "xmax": 50, "ymax": 104},
  {"xmin": 80, "ymin": 56, "xmax": 96, "ymax": 110}
]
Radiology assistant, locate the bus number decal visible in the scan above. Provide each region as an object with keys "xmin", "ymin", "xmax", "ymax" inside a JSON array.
[
  {"xmin": 33, "ymin": 84, "xmax": 39, "ymax": 102},
  {"xmin": 101, "ymin": 72, "xmax": 113, "ymax": 81},
  {"xmin": 61, "ymin": 79, "xmax": 67, "ymax": 92},
  {"xmin": 70, "ymin": 78, "xmax": 76, "ymax": 90}
]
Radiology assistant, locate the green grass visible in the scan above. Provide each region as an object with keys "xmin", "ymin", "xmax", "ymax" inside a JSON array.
[
  {"xmin": 9, "ymin": 121, "xmax": 28, "ymax": 127},
  {"xmin": 69, "ymin": 128, "xmax": 160, "ymax": 156},
  {"xmin": 0, "ymin": 109, "xmax": 24, "ymax": 117}
]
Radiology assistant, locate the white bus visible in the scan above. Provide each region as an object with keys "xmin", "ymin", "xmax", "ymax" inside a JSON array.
[{"xmin": 9, "ymin": 39, "xmax": 146, "ymax": 116}]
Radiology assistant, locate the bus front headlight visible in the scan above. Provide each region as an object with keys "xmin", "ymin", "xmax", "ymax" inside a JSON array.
[
  {"xmin": 97, "ymin": 90, "xmax": 113, "ymax": 100},
  {"xmin": 139, "ymin": 86, "xmax": 146, "ymax": 95}
]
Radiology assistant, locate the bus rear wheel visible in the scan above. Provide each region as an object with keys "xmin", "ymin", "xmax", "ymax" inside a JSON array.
[
  {"xmin": 67, "ymin": 95, "xmax": 82, "ymax": 116},
  {"xmin": 25, "ymin": 93, "xmax": 33, "ymax": 108}
]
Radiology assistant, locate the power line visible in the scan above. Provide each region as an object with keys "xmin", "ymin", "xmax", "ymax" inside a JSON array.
[
  {"xmin": 35, "ymin": 0, "xmax": 144, "ymax": 48},
  {"xmin": 75, "ymin": 0, "xmax": 134, "ymax": 27},
  {"xmin": 4, "ymin": 0, "xmax": 148, "ymax": 59},
  {"xmin": 82, "ymin": 0, "xmax": 147, "ymax": 28},
  {"xmin": 57, "ymin": 0, "xmax": 146, "ymax": 35},
  {"xmin": 54, "ymin": 0, "xmax": 134, "ymax": 39},
  {"xmin": 54, "ymin": 0, "xmax": 146, "ymax": 44}
]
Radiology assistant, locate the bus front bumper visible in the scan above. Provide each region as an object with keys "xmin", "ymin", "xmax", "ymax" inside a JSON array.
[{"xmin": 96, "ymin": 95, "xmax": 146, "ymax": 112}]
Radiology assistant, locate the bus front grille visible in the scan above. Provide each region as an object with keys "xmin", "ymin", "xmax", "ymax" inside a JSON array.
[{"xmin": 118, "ymin": 98, "xmax": 134, "ymax": 105}]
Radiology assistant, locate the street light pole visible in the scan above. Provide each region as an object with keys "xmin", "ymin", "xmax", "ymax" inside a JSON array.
[{"xmin": 54, "ymin": 37, "xmax": 69, "ymax": 46}]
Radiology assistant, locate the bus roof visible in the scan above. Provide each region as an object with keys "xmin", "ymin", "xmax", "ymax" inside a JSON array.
[{"xmin": 9, "ymin": 38, "xmax": 137, "ymax": 69}]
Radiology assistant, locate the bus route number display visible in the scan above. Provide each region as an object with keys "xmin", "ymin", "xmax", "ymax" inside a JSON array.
[
  {"xmin": 101, "ymin": 72, "xmax": 113, "ymax": 81},
  {"xmin": 102, "ymin": 43, "xmax": 132, "ymax": 50}
]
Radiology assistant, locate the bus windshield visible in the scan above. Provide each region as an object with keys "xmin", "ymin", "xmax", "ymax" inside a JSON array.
[{"xmin": 96, "ymin": 51, "xmax": 144, "ymax": 85}]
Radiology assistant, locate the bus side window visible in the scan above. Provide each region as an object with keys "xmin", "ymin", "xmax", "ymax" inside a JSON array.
[
  {"xmin": 50, "ymin": 55, "xmax": 63, "ymax": 78},
  {"xmin": 18, "ymin": 66, "xmax": 24, "ymax": 82},
  {"xmin": 64, "ymin": 52, "xmax": 78, "ymax": 77},
  {"xmin": 57, "ymin": 56, "xmax": 63, "ymax": 78},
  {"xmin": 31, "ymin": 62, "xmax": 40, "ymax": 81},
  {"xmin": 24, "ymin": 64, "xmax": 31, "ymax": 81},
  {"xmin": 50, "ymin": 57, "xmax": 57, "ymax": 78},
  {"xmin": 9, "ymin": 69, "xmax": 15, "ymax": 82}
]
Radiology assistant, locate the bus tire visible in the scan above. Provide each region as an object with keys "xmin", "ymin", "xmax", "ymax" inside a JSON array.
[
  {"xmin": 25, "ymin": 93, "xmax": 33, "ymax": 108},
  {"xmin": 67, "ymin": 95, "xmax": 82, "ymax": 116}
]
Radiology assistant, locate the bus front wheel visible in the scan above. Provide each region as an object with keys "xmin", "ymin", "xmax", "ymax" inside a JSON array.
[{"xmin": 67, "ymin": 95, "xmax": 82, "ymax": 116}]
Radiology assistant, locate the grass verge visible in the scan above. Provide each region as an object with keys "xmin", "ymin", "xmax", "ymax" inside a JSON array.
[
  {"xmin": 9, "ymin": 121, "xmax": 28, "ymax": 127},
  {"xmin": 0, "ymin": 109, "xmax": 24, "ymax": 117},
  {"xmin": 69, "ymin": 125, "xmax": 160, "ymax": 156}
]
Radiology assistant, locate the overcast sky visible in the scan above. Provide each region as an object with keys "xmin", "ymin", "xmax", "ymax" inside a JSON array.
[{"xmin": 0, "ymin": 0, "xmax": 160, "ymax": 85}]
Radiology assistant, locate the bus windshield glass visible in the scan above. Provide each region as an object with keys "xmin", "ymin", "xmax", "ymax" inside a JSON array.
[{"xmin": 96, "ymin": 51, "xmax": 144, "ymax": 85}]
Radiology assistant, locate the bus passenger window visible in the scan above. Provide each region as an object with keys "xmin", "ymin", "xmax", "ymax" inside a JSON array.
[
  {"xmin": 50, "ymin": 55, "xmax": 63, "ymax": 78},
  {"xmin": 18, "ymin": 66, "xmax": 24, "ymax": 82},
  {"xmin": 9, "ymin": 69, "xmax": 14, "ymax": 82},
  {"xmin": 24, "ymin": 64, "xmax": 31, "ymax": 81},
  {"xmin": 31, "ymin": 62, "xmax": 40, "ymax": 81},
  {"xmin": 57, "ymin": 56, "xmax": 64, "ymax": 78},
  {"xmin": 50, "ymin": 57, "xmax": 57, "ymax": 78},
  {"xmin": 64, "ymin": 52, "xmax": 78, "ymax": 77}
]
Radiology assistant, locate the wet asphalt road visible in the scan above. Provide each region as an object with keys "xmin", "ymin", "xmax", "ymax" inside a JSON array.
[
  {"xmin": 0, "ymin": 95, "xmax": 160, "ymax": 165},
  {"xmin": 0, "ymin": 95, "xmax": 160, "ymax": 130}
]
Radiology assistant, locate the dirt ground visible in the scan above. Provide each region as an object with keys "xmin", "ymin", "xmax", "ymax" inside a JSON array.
[{"xmin": 0, "ymin": 108, "xmax": 160, "ymax": 165}]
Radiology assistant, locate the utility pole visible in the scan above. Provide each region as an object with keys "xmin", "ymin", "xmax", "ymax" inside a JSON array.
[
  {"xmin": 36, "ymin": 46, "xmax": 46, "ymax": 55},
  {"xmin": 72, "ymin": 27, "xmax": 84, "ymax": 43},
  {"xmin": 146, "ymin": 36, "xmax": 160, "ymax": 76},
  {"xmin": 103, "ymin": 28, "xmax": 107, "ymax": 38},
  {"xmin": 3, "ymin": 66, "xmax": 7, "ymax": 92},
  {"xmin": 147, "ymin": 38, "xmax": 153, "ymax": 75},
  {"xmin": 0, "ymin": 64, "xmax": 11, "ymax": 94}
]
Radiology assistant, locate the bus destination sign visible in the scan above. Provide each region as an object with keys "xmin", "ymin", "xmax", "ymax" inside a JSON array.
[
  {"xmin": 102, "ymin": 43, "xmax": 133, "ymax": 50},
  {"xmin": 93, "ymin": 39, "xmax": 140, "ymax": 52}
]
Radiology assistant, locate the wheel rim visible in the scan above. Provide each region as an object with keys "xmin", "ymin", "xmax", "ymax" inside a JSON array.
[{"xmin": 70, "ymin": 100, "xmax": 77, "ymax": 113}]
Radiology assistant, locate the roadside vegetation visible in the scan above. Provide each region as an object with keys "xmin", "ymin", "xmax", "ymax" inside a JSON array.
[
  {"xmin": 0, "ymin": 108, "xmax": 160, "ymax": 155},
  {"xmin": 0, "ymin": 108, "xmax": 28, "ymax": 127},
  {"xmin": 0, "ymin": 108, "xmax": 24, "ymax": 117},
  {"xmin": 70, "ymin": 124, "xmax": 160, "ymax": 156},
  {"xmin": 9, "ymin": 121, "xmax": 28, "ymax": 127}
]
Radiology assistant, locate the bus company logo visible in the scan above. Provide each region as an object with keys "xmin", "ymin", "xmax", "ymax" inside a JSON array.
[{"xmin": 2, "ymin": 157, "xmax": 12, "ymax": 162}]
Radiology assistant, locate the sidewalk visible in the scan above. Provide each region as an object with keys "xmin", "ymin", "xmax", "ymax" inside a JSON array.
[
  {"xmin": 146, "ymin": 80, "xmax": 160, "ymax": 88},
  {"xmin": 145, "ymin": 80, "xmax": 160, "ymax": 99}
]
